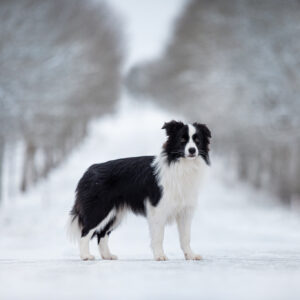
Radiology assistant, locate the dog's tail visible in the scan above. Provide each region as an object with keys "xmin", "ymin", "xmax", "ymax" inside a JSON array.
[{"xmin": 66, "ymin": 206, "xmax": 82, "ymax": 243}]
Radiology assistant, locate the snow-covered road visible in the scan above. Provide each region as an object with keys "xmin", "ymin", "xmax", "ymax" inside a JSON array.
[
  {"xmin": 2, "ymin": 0, "xmax": 299, "ymax": 299},
  {"xmin": 1, "ymin": 97, "xmax": 300, "ymax": 300}
]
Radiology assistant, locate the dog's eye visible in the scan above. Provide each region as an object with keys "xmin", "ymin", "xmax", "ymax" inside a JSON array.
[
  {"xmin": 181, "ymin": 138, "xmax": 187, "ymax": 144},
  {"xmin": 194, "ymin": 137, "xmax": 200, "ymax": 144}
]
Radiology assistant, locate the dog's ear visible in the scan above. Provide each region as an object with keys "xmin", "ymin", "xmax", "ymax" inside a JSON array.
[
  {"xmin": 193, "ymin": 123, "xmax": 211, "ymax": 139},
  {"xmin": 193, "ymin": 122, "xmax": 212, "ymax": 165},
  {"xmin": 162, "ymin": 120, "xmax": 184, "ymax": 136}
]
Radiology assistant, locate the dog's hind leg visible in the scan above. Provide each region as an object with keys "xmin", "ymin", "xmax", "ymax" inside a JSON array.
[
  {"xmin": 98, "ymin": 233, "xmax": 118, "ymax": 260},
  {"xmin": 79, "ymin": 228, "xmax": 96, "ymax": 260},
  {"xmin": 78, "ymin": 208, "xmax": 118, "ymax": 260},
  {"xmin": 97, "ymin": 209, "xmax": 126, "ymax": 260}
]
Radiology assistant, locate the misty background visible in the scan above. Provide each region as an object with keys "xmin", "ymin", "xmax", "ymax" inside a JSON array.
[
  {"xmin": 1, "ymin": 0, "xmax": 300, "ymax": 206},
  {"xmin": 127, "ymin": 0, "xmax": 300, "ymax": 205},
  {"xmin": 0, "ymin": 0, "xmax": 123, "ymax": 197},
  {"xmin": 0, "ymin": 1, "xmax": 300, "ymax": 299}
]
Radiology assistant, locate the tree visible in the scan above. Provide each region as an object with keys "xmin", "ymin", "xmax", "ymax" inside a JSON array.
[
  {"xmin": 126, "ymin": 0, "xmax": 300, "ymax": 203},
  {"xmin": 0, "ymin": 0, "xmax": 124, "ymax": 199}
]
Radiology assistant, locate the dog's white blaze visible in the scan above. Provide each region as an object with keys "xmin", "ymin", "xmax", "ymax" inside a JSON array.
[{"xmin": 185, "ymin": 124, "xmax": 198, "ymax": 157}]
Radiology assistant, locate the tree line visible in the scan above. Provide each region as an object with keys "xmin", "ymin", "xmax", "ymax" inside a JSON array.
[
  {"xmin": 126, "ymin": 0, "xmax": 300, "ymax": 204},
  {"xmin": 0, "ymin": 0, "xmax": 124, "ymax": 201}
]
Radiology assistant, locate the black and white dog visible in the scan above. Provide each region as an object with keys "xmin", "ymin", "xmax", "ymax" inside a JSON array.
[{"xmin": 68, "ymin": 120, "xmax": 211, "ymax": 261}]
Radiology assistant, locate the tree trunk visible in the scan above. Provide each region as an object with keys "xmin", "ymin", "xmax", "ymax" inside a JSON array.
[
  {"xmin": 20, "ymin": 141, "xmax": 36, "ymax": 193},
  {"xmin": 0, "ymin": 138, "xmax": 5, "ymax": 204}
]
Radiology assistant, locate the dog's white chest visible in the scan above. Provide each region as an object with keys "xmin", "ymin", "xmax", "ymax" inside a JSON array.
[{"xmin": 152, "ymin": 156, "xmax": 205, "ymax": 219}]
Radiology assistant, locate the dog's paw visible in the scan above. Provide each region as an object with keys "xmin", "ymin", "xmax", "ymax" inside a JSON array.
[
  {"xmin": 184, "ymin": 253, "xmax": 202, "ymax": 260},
  {"xmin": 102, "ymin": 254, "xmax": 118, "ymax": 260},
  {"xmin": 154, "ymin": 254, "xmax": 168, "ymax": 261},
  {"xmin": 80, "ymin": 254, "xmax": 95, "ymax": 261}
]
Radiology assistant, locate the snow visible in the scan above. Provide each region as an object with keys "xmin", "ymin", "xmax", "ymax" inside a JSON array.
[
  {"xmin": 1, "ymin": 1, "xmax": 300, "ymax": 299},
  {"xmin": 1, "ymin": 93, "xmax": 300, "ymax": 300}
]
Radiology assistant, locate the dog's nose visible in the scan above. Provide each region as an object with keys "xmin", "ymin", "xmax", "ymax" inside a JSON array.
[{"xmin": 188, "ymin": 147, "xmax": 196, "ymax": 155}]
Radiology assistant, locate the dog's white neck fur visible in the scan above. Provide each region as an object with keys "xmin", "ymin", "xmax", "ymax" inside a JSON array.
[
  {"xmin": 153, "ymin": 123, "xmax": 206, "ymax": 206},
  {"xmin": 151, "ymin": 150, "xmax": 206, "ymax": 224}
]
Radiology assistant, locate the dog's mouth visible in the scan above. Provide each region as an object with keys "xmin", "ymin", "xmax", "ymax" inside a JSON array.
[{"xmin": 186, "ymin": 154, "xmax": 196, "ymax": 159}]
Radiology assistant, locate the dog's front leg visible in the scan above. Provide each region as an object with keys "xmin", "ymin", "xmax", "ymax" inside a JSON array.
[
  {"xmin": 148, "ymin": 215, "xmax": 168, "ymax": 261},
  {"xmin": 176, "ymin": 208, "xmax": 202, "ymax": 260}
]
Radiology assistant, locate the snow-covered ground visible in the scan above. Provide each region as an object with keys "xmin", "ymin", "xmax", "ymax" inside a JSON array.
[
  {"xmin": 1, "ymin": 1, "xmax": 300, "ymax": 299},
  {"xmin": 1, "ymin": 95, "xmax": 300, "ymax": 300}
]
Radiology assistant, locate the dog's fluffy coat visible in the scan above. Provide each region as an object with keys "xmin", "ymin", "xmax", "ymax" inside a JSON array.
[{"xmin": 68, "ymin": 120, "xmax": 211, "ymax": 261}]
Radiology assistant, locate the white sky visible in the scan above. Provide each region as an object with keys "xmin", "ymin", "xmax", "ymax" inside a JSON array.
[{"xmin": 106, "ymin": 0, "xmax": 187, "ymax": 70}]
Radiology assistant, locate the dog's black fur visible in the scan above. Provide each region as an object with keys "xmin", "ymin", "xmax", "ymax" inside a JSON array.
[{"xmin": 71, "ymin": 156, "xmax": 162, "ymax": 238}]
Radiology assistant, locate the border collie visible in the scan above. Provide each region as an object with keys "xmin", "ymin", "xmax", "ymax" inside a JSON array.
[{"xmin": 68, "ymin": 120, "xmax": 211, "ymax": 261}]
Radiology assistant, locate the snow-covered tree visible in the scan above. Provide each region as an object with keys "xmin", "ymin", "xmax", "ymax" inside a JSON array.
[
  {"xmin": 0, "ymin": 0, "xmax": 124, "ymax": 198},
  {"xmin": 126, "ymin": 0, "xmax": 300, "ymax": 203}
]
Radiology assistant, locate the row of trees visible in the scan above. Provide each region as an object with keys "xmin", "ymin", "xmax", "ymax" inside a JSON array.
[
  {"xmin": 0, "ymin": 0, "xmax": 124, "ymax": 201},
  {"xmin": 126, "ymin": 0, "xmax": 300, "ymax": 203}
]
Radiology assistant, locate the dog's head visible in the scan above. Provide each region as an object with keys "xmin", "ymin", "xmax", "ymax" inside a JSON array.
[{"xmin": 162, "ymin": 120, "xmax": 211, "ymax": 165}]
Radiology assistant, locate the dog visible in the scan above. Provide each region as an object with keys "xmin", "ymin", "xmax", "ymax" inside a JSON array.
[{"xmin": 68, "ymin": 120, "xmax": 211, "ymax": 261}]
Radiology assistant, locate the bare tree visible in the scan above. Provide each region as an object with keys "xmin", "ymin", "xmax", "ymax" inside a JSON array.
[
  {"xmin": 126, "ymin": 0, "xmax": 300, "ymax": 204},
  {"xmin": 0, "ymin": 0, "xmax": 124, "ymax": 198}
]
